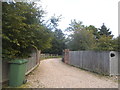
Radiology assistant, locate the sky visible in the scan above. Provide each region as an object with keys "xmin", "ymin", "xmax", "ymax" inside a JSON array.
[{"xmin": 39, "ymin": 0, "xmax": 119, "ymax": 37}]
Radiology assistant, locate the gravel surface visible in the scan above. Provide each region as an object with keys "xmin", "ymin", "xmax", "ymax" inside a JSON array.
[{"xmin": 26, "ymin": 58, "xmax": 118, "ymax": 88}]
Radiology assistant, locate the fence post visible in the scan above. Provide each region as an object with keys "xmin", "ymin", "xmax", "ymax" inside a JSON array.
[
  {"xmin": 64, "ymin": 49, "xmax": 69, "ymax": 64},
  {"xmin": 38, "ymin": 50, "xmax": 41, "ymax": 64},
  {"xmin": 36, "ymin": 50, "xmax": 41, "ymax": 64}
]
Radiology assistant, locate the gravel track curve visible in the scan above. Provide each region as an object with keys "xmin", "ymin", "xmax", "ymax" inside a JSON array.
[{"xmin": 26, "ymin": 58, "xmax": 118, "ymax": 88}]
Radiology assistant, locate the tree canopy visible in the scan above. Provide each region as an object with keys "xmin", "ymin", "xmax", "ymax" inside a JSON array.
[
  {"xmin": 66, "ymin": 20, "xmax": 95, "ymax": 50},
  {"xmin": 98, "ymin": 23, "xmax": 113, "ymax": 37},
  {"xmin": 2, "ymin": 2, "xmax": 119, "ymax": 61},
  {"xmin": 2, "ymin": 2, "xmax": 52, "ymax": 60},
  {"xmin": 42, "ymin": 15, "xmax": 66, "ymax": 55},
  {"xmin": 66, "ymin": 19, "xmax": 118, "ymax": 51}
]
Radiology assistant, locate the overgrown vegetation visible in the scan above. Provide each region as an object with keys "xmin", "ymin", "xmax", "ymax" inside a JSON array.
[
  {"xmin": 66, "ymin": 19, "xmax": 119, "ymax": 51},
  {"xmin": 2, "ymin": 2, "xmax": 119, "ymax": 61},
  {"xmin": 42, "ymin": 15, "xmax": 66, "ymax": 55},
  {"xmin": 2, "ymin": 2, "xmax": 52, "ymax": 60},
  {"xmin": 2, "ymin": 2, "xmax": 66, "ymax": 60}
]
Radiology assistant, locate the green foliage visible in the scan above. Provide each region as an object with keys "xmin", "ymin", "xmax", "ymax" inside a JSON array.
[
  {"xmin": 117, "ymin": 36, "xmax": 120, "ymax": 52},
  {"xmin": 2, "ymin": 2, "xmax": 119, "ymax": 60},
  {"xmin": 43, "ymin": 29, "xmax": 66, "ymax": 55},
  {"xmin": 50, "ymin": 29, "xmax": 66, "ymax": 55},
  {"xmin": 43, "ymin": 15, "xmax": 66, "ymax": 55},
  {"xmin": 45, "ymin": 14, "xmax": 62, "ymax": 31},
  {"xmin": 66, "ymin": 19, "xmax": 84, "ymax": 32},
  {"xmin": 98, "ymin": 23, "xmax": 113, "ymax": 37},
  {"xmin": 86, "ymin": 25, "xmax": 100, "ymax": 39},
  {"xmin": 66, "ymin": 20, "xmax": 95, "ymax": 50},
  {"xmin": 94, "ymin": 35, "xmax": 114, "ymax": 51},
  {"xmin": 2, "ymin": 2, "xmax": 52, "ymax": 60},
  {"xmin": 66, "ymin": 20, "xmax": 118, "ymax": 51},
  {"xmin": 112, "ymin": 36, "xmax": 120, "ymax": 52}
]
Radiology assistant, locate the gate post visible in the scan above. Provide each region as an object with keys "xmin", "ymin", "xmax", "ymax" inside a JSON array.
[{"xmin": 64, "ymin": 49, "xmax": 69, "ymax": 64}]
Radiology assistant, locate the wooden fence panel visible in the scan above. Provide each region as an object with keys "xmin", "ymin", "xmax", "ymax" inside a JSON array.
[
  {"xmin": 26, "ymin": 52, "xmax": 37, "ymax": 72},
  {"xmin": 2, "ymin": 60, "xmax": 9, "ymax": 83},
  {"xmin": 64, "ymin": 50, "xmax": 118, "ymax": 75},
  {"xmin": 2, "ymin": 49, "xmax": 40, "ymax": 84}
]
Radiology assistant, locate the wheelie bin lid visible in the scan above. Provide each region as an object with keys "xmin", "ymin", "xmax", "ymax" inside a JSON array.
[{"xmin": 9, "ymin": 59, "xmax": 28, "ymax": 64}]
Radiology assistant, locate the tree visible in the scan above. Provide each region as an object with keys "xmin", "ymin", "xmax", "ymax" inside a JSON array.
[
  {"xmin": 43, "ymin": 15, "xmax": 66, "ymax": 55},
  {"xmin": 94, "ymin": 35, "xmax": 114, "ymax": 51},
  {"xmin": 112, "ymin": 35, "xmax": 120, "ymax": 52},
  {"xmin": 66, "ymin": 19, "xmax": 84, "ymax": 32},
  {"xmin": 66, "ymin": 20, "xmax": 95, "ymax": 50},
  {"xmin": 69, "ymin": 29, "xmax": 95, "ymax": 50},
  {"xmin": 98, "ymin": 23, "xmax": 113, "ymax": 37},
  {"xmin": 43, "ymin": 29, "xmax": 66, "ymax": 55},
  {"xmin": 86, "ymin": 25, "xmax": 100, "ymax": 39},
  {"xmin": 2, "ymin": 2, "xmax": 52, "ymax": 60},
  {"xmin": 117, "ymin": 36, "xmax": 120, "ymax": 52},
  {"xmin": 45, "ymin": 14, "xmax": 62, "ymax": 31}
]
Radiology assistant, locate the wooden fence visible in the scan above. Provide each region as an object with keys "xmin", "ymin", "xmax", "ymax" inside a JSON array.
[
  {"xmin": 63, "ymin": 49, "xmax": 119, "ymax": 76},
  {"xmin": 1, "ymin": 48, "xmax": 41, "ymax": 84},
  {"xmin": 1, "ymin": 50, "xmax": 60, "ymax": 85},
  {"xmin": 40, "ymin": 54, "xmax": 59, "ymax": 60}
]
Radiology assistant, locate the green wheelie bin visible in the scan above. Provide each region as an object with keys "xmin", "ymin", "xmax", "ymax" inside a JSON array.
[{"xmin": 9, "ymin": 59, "xmax": 28, "ymax": 87}]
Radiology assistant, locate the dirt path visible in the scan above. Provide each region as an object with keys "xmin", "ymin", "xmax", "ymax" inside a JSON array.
[{"xmin": 26, "ymin": 58, "xmax": 118, "ymax": 88}]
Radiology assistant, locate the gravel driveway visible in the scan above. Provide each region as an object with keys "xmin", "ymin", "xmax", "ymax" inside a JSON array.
[{"xmin": 26, "ymin": 58, "xmax": 118, "ymax": 88}]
